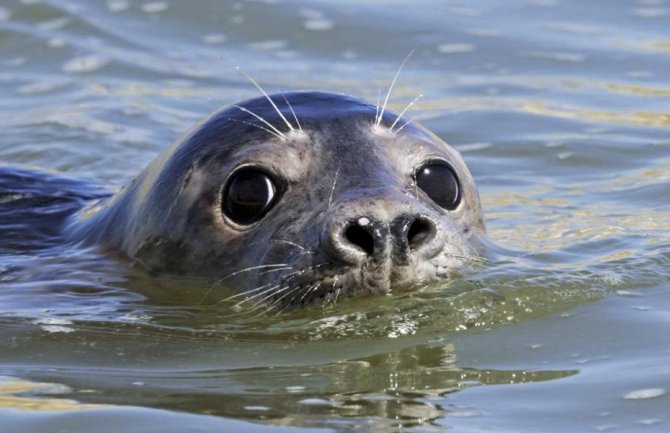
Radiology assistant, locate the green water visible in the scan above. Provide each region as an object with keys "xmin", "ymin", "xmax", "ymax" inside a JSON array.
[{"xmin": 1, "ymin": 0, "xmax": 669, "ymax": 431}]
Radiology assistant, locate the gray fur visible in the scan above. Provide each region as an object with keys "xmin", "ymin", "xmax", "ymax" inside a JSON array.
[{"xmin": 68, "ymin": 91, "xmax": 485, "ymax": 306}]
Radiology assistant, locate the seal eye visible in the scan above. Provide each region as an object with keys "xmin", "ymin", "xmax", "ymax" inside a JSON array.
[
  {"xmin": 415, "ymin": 161, "xmax": 461, "ymax": 210},
  {"xmin": 222, "ymin": 168, "xmax": 278, "ymax": 225}
]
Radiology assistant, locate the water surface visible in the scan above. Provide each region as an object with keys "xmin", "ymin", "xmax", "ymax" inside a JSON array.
[{"xmin": 1, "ymin": 0, "xmax": 669, "ymax": 432}]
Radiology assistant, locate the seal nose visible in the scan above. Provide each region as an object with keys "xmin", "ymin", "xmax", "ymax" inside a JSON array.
[
  {"xmin": 330, "ymin": 214, "xmax": 439, "ymax": 264},
  {"xmin": 344, "ymin": 218, "xmax": 376, "ymax": 256},
  {"xmin": 396, "ymin": 215, "xmax": 438, "ymax": 253}
]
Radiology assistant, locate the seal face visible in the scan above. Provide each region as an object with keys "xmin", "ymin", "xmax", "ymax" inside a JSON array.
[{"xmin": 70, "ymin": 91, "xmax": 485, "ymax": 307}]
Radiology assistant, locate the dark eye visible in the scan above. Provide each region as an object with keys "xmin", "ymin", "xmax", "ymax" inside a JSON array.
[
  {"xmin": 415, "ymin": 161, "xmax": 461, "ymax": 210},
  {"xmin": 222, "ymin": 168, "xmax": 279, "ymax": 225}
]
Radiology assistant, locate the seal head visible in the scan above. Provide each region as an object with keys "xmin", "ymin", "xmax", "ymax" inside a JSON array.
[{"xmin": 70, "ymin": 91, "xmax": 485, "ymax": 306}]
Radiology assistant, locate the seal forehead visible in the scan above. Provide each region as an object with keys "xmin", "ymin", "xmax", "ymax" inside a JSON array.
[
  {"xmin": 205, "ymin": 91, "xmax": 408, "ymax": 183},
  {"xmin": 204, "ymin": 91, "xmax": 472, "ymax": 203}
]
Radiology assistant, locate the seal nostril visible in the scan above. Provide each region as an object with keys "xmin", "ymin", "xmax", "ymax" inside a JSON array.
[
  {"xmin": 407, "ymin": 218, "xmax": 432, "ymax": 250},
  {"xmin": 344, "ymin": 224, "xmax": 374, "ymax": 255}
]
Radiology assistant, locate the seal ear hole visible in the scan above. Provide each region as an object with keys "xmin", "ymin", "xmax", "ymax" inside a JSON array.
[
  {"xmin": 222, "ymin": 167, "xmax": 280, "ymax": 226},
  {"xmin": 415, "ymin": 160, "xmax": 461, "ymax": 211},
  {"xmin": 344, "ymin": 224, "xmax": 374, "ymax": 256}
]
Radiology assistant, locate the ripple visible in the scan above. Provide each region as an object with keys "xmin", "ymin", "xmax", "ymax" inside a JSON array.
[
  {"xmin": 524, "ymin": 51, "xmax": 586, "ymax": 63},
  {"xmin": 527, "ymin": 0, "xmax": 558, "ymax": 6},
  {"xmin": 623, "ymin": 388, "xmax": 667, "ymax": 400},
  {"xmin": 36, "ymin": 17, "xmax": 70, "ymax": 31},
  {"xmin": 249, "ymin": 40, "xmax": 288, "ymax": 51},
  {"xmin": 298, "ymin": 9, "xmax": 334, "ymax": 32},
  {"xmin": 0, "ymin": 6, "xmax": 11, "ymax": 21},
  {"xmin": 1, "ymin": 1, "xmax": 669, "ymax": 431},
  {"xmin": 303, "ymin": 18, "xmax": 334, "ymax": 32},
  {"xmin": 48, "ymin": 37, "xmax": 67, "ymax": 48},
  {"xmin": 0, "ymin": 376, "xmax": 105, "ymax": 412},
  {"xmin": 633, "ymin": 7, "xmax": 670, "ymax": 18},
  {"xmin": 107, "ymin": 0, "xmax": 130, "ymax": 13},
  {"xmin": 466, "ymin": 28, "xmax": 501, "ymax": 38},
  {"xmin": 644, "ymin": 40, "xmax": 670, "ymax": 52},
  {"xmin": 544, "ymin": 21, "xmax": 610, "ymax": 35},
  {"xmin": 62, "ymin": 55, "xmax": 109, "ymax": 73},
  {"xmin": 437, "ymin": 43, "xmax": 476, "ymax": 54},
  {"xmin": 202, "ymin": 33, "xmax": 227, "ymax": 44},
  {"xmin": 17, "ymin": 78, "xmax": 71, "ymax": 95},
  {"xmin": 142, "ymin": 1, "xmax": 169, "ymax": 14}
]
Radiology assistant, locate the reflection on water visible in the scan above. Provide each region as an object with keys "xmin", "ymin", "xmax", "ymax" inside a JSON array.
[
  {"xmin": 2, "ymin": 336, "xmax": 576, "ymax": 429},
  {"xmin": 1, "ymin": 0, "xmax": 670, "ymax": 432},
  {"xmin": 0, "ymin": 376, "xmax": 104, "ymax": 412}
]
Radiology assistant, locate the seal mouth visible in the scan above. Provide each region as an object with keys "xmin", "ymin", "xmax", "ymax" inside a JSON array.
[
  {"xmin": 230, "ymin": 237, "xmax": 480, "ymax": 311},
  {"xmin": 254, "ymin": 264, "xmax": 435, "ymax": 310},
  {"xmin": 262, "ymin": 272, "xmax": 347, "ymax": 309}
]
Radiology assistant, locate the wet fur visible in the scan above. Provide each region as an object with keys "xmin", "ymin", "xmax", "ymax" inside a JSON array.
[{"xmin": 65, "ymin": 91, "xmax": 486, "ymax": 307}]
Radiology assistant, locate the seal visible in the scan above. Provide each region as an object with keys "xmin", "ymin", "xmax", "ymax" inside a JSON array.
[{"xmin": 66, "ymin": 91, "xmax": 485, "ymax": 307}]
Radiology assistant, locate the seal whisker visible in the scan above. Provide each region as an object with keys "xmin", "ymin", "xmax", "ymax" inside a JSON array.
[
  {"xmin": 259, "ymin": 266, "xmax": 293, "ymax": 275},
  {"xmin": 215, "ymin": 282, "xmax": 292, "ymax": 307},
  {"xmin": 375, "ymin": 88, "xmax": 381, "ymax": 124},
  {"xmin": 446, "ymin": 226, "xmax": 470, "ymax": 238},
  {"xmin": 219, "ymin": 265, "xmax": 309, "ymax": 304},
  {"xmin": 254, "ymin": 263, "xmax": 330, "ymax": 310},
  {"xmin": 295, "ymin": 281, "xmax": 320, "ymax": 306},
  {"xmin": 223, "ymin": 117, "xmax": 284, "ymax": 140},
  {"xmin": 220, "ymin": 281, "xmax": 277, "ymax": 304},
  {"xmin": 266, "ymin": 286, "xmax": 304, "ymax": 313},
  {"xmin": 332, "ymin": 278, "xmax": 340, "ymax": 304},
  {"xmin": 235, "ymin": 263, "xmax": 334, "ymax": 312},
  {"xmin": 249, "ymin": 283, "xmax": 300, "ymax": 313},
  {"xmin": 272, "ymin": 239, "xmax": 314, "ymax": 255},
  {"xmin": 444, "ymin": 253, "xmax": 482, "ymax": 262},
  {"xmin": 220, "ymin": 263, "xmax": 291, "ymax": 282},
  {"xmin": 252, "ymin": 261, "xmax": 327, "ymax": 299},
  {"xmin": 376, "ymin": 49, "xmax": 415, "ymax": 127},
  {"xmin": 236, "ymin": 66, "xmax": 295, "ymax": 132},
  {"xmin": 441, "ymin": 227, "xmax": 486, "ymax": 263},
  {"xmin": 233, "ymin": 105, "xmax": 285, "ymax": 139},
  {"xmin": 163, "ymin": 167, "xmax": 193, "ymax": 221},
  {"xmin": 328, "ymin": 162, "xmax": 342, "ymax": 208},
  {"xmin": 390, "ymin": 93, "xmax": 423, "ymax": 133},
  {"xmin": 254, "ymin": 289, "xmax": 296, "ymax": 315},
  {"xmin": 394, "ymin": 115, "xmax": 420, "ymax": 135},
  {"xmin": 333, "ymin": 288, "xmax": 341, "ymax": 304},
  {"xmin": 200, "ymin": 263, "xmax": 291, "ymax": 304},
  {"xmin": 240, "ymin": 265, "xmax": 319, "ymax": 308},
  {"xmin": 232, "ymin": 283, "xmax": 284, "ymax": 309},
  {"xmin": 281, "ymin": 92, "xmax": 303, "ymax": 133},
  {"xmin": 245, "ymin": 288, "xmax": 288, "ymax": 311}
]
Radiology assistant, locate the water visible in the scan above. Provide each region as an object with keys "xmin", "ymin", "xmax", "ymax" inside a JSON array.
[{"xmin": 1, "ymin": 0, "xmax": 669, "ymax": 431}]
